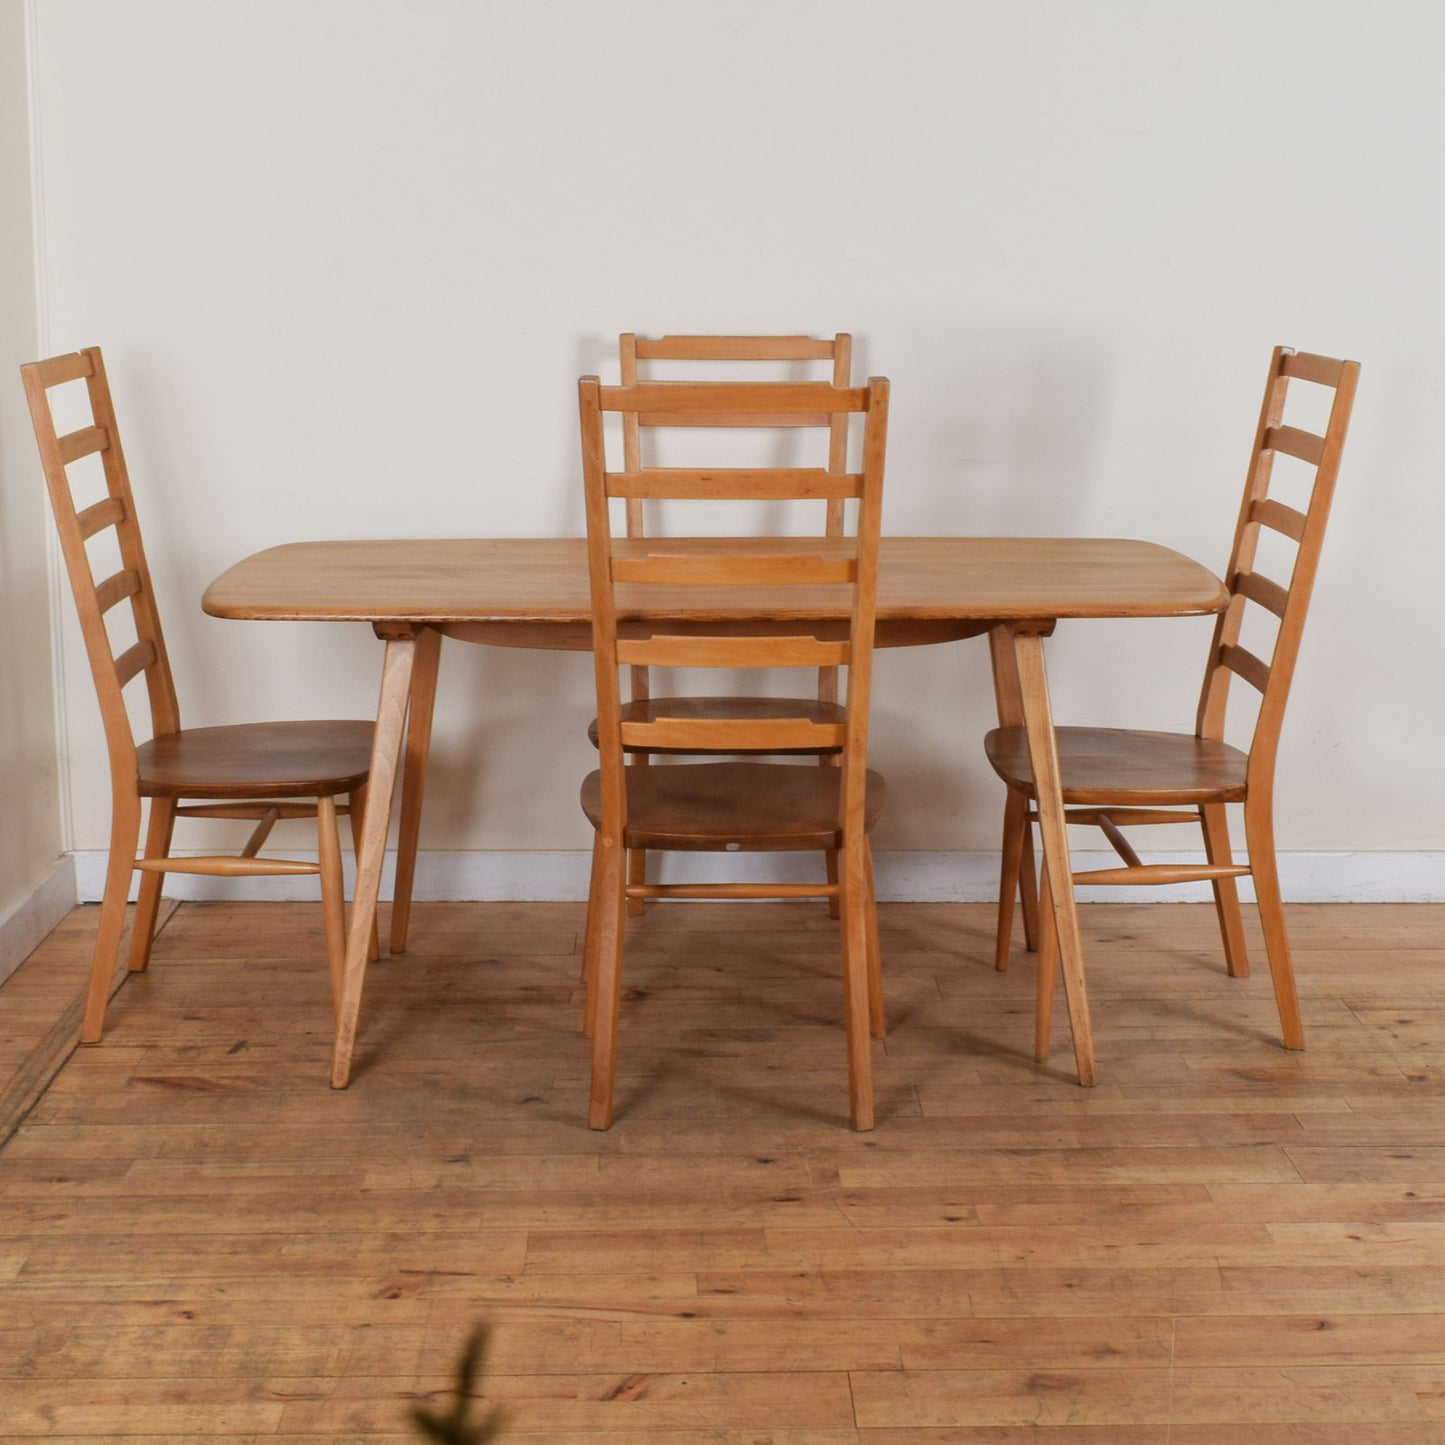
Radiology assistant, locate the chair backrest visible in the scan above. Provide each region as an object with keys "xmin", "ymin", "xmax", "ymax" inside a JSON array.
[
  {"xmin": 619, "ymin": 334, "xmax": 853, "ymax": 706},
  {"xmin": 579, "ymin": 375, "xmax": 889, "ymax": 823},
  {"xmin": 1195, "ymin": 347, "xmax": 1359, "ymax": 783},
  {"xmin": 20, "ymin": 347, "xmax": 179, "ymax": 782},
  {"xmin": 618, "ymin": 332, "xmax": 853, "ymax": 535}
]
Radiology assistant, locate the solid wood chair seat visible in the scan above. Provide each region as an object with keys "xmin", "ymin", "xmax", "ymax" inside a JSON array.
[
  {"xmin": 136, "ymin": 720, "xmax": 375, "ymax": 799},
  {"xmin": 587, "ymin": 695, "xmax": 848, "ymax": 753},
  {"xmin": 581, "ymin": 761, "xmax": 886, "ymax": 850},
  {"xmin": 984, "ymin": 725, "xmax": 1248, "ymax": 804}
]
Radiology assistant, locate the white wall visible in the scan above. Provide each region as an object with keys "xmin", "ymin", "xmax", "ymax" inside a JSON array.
[
  {"xmin": 24, "ymin": 1, "xmax": 1445, "ymax": 893},
  {"xmin": 0, "ymin": 0, "xmax": 68, "ymax": 974}
]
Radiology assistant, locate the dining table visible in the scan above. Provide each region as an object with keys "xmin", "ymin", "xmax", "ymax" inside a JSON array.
[{"xmin": 202, "ymin": 535, "xmax": 1229, "ymax": 1093}]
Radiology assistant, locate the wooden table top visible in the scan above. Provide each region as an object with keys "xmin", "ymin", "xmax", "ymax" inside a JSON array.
[{"xmin": 204, "ymin": 537, "xmax": 1227, "ymax": 638}]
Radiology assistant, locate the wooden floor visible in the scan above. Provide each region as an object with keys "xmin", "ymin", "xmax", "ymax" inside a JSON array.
[{"xmin": 1, "ymin": 898, "xmax": 1444, "ymax": 1441}]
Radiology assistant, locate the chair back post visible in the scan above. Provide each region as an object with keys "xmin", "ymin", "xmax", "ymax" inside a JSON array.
[
  {"xmin": 579, "ymin": 376, "xmax": 629, "ymax": 836},
  {"xmin": 21, "ymin": 347, "xmax": 182, "ymax": 791},
  {"xmin": 1194, "ymin": 348, "xmax": 1359, "ymax": 795},
  {"xmin": 840, "ymin": 377, "xmax": 889, "ymax": 823}
]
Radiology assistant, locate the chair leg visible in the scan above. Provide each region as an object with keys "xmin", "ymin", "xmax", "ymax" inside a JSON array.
[
  {"xmin": 389, "ymin": 626, "xmax": 442, "ymax": 955},
  {"xmin": 1244, "ymin": 798, "xmax": 1305, "ymax": 1050},
  {"xmin": 1200, "ymin": 802, "xmax": 1250, "ymax": 978},
  {"xmin": 1033, "ymin": 868, "xmax": 1059, "ymax": 1062},
  {"xmin": 317, "ymin": 795, "xmax": 347, "ymax": 1019},
  {"xmin": 581, "ymin": 832, "xmax": 606, "ymax": 1038},
  {"xmin": 127, "ymin": 797, "xmax": 175, "ymax": 974},
  {"xmin": 81, "ymin": 795, "xmax": 143, "ymax": 1044},
  {"xmin": 626, "ymin": 845, "xmax": 647, "ymax": 918},
  {"xmin": 1018, "ymin": 811, "xmax": 1040, "ymax": 952},
  {"xmin": 864, "ymin": 839, "xmax": 885, "ymax": 1039},
  {"xmin": 825, "ymin": 847, "xmax": 841, "ymax": 920},
  {"xmin": 994, "ymin": 788, "xmax": 1029, "ymax": 971},
  {"xmin": 839, "ymin": 836, "xmax": 876, "ymax": 1130},
  {"xmin": 588, "ymin": 835, "xmax": 628, "ymax": 1129},
  {"xmin": 347, "ymin": 784, "xmax": 381, "ymax": 962},
  {"xmin": 331, "ymin": 630, "xmax": 418, "ymax": 1090}
]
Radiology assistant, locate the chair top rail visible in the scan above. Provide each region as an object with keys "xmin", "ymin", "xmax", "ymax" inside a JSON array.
[
  {"xmin": 630, "ymin": 333, "xmax": 846, "ymax": 362},
  {"xmin": 27, "ymin": 350, "xmax": 95, "ymax": 388},
  {"xmin": 1280, "ymin": 351, "xmax": 1349, "ymax": 386},
  {"xmin": 598, "ymin": 380, "xmax": 871, "ymax": 416},
  {"xmin": 632, "ymin": 410, "xmax": 842, "ymax": 429}
]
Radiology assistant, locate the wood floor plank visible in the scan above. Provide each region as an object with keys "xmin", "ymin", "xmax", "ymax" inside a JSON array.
[{"xmin": 1, "ymin": 900, "xmax": 1443, "ymax": 1440}]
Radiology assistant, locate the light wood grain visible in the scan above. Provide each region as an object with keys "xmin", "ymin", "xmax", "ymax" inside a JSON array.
[
  {"xmin": 987, "ymin": 347, "xmax": 1360, "ymax": 1083},
  {"xmin": 1, "ymin": 899, "xmax": 1443, "ymax": 1439},
  {"xmin": 579, "ymin": 375, "xmax": 890, "ymax": 1132},
  {"xmin": 203, "ymin": 535, "xmax": 1228, "ymax": 627},
  {"xmin": 19, "ymin": 347, "xmax": 375, "ymax": 1061}
]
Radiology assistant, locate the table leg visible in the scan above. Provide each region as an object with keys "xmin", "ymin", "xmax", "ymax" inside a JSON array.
[
  {"xmin": 1010, "ymin": 626, "xmax": 1097, "ymax": 1087},
  {"xmin": 389, "ymin": 625, "xmax": 442, "ymax": 954},
  {"xmin": 331, "ymin": 627, "xmax": 418, "ymax": 1089},
  {"xmin": 988, "ymin": 627, "xmax": 1039, "ymax": 957}
]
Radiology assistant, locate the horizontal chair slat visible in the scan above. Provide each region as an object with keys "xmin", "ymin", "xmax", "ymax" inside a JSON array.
[
  {"xmin": 607, "ymin": 468, "xmax": 862, "ymax": 501},
  {"xmin": 1250, "ymin": 496, "xmax": 1307, "ymax": 542},
  {"xmin": 636, "ymin": 410, "xmax": 834, "ymax": 429},
  {"xmin": 76, "ymin": 495, "xmax": 125, "ymax": 540},
  {"xmin": 630, "ymin": 882, "xmax": 841, "ymax": 900},
  {"xmin": 620, "ymin": 718, "xmax": 847, "ymax": 751},
  {"xmin": 176, "ymin": 802, "xmax": 333, "ymax": 821},
  {"xmin": 1072, "ymin": 863, "xmax": 1252, "ymax": 887},
  {"xmin": 1059, "ymin": 807, "xmax": 1203, "ymax": 828},
  {"xmin": 94, "ymin": 567, "xmax": 141, "ymax": 615},
  {"xmin": 1234, "ymin": 568, "xmax": 1290, "ymax": 618},
  {"xmin": 634, "ymin": 335, "xmax": 840, "ymax": 362},
  {"xmin": 617, "ymin": 634, "xmax": 850, "ymax": 668},
  {"xmin": 112, "ymin": 639, "xmax": 157, "ymax": 688},
  {"xmin": 612, "ymin": 552, "xmax": 854, "ymax": 586},
  {"xmin": 133, "ymin": 855, "xmax": 321, "ymax": 877},
  {"xmin": 600, "ymin": 381, "xmax": 869, "ymax": 416},
  {"xmin": 30, "ymin": 351, "xmax": 94, "ymax": 387},
  {"xmin": 1265, "ymin": 424, "xmax": 1325, "ymax": 466},
  {"xmin": 57, "ymin": 425, "xmax": 109, "ymax": 464},
  {"xmin": 1280, "ymin": 351, "xmax": 1345, "ymax": 386},
  {"xmin": 1221, "ymin": 641, "xmax": 1271, "ymax": 694}
]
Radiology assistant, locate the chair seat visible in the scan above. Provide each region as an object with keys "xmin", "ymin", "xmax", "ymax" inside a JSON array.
[
  {"xmin": 581, "ymin": 760, "xmax": 886, "ymax": 850},
  {"xmin": 984, "ymin": 726, "xmax": 1249, "ymax": 805},
  {"xmin": 137, "ymin": 720, "xmax": 375, "ymax": 799},
  {"xmin": 587, "ymin": 695, "xmax": 848, "ymax": 753}
]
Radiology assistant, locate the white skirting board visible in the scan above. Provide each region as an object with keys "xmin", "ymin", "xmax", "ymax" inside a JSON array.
[
  {"xmin": 70, "ymin": 849, "xmax": 1445, "ymax": 905},
  {"xmin": 0, "ymin": 857, "xmax": 78, "ymax": 986}
]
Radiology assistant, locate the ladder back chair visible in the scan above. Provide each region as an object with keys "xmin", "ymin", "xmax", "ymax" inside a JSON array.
[
  {"xmin": 986, "ymin": 347, "xmax": 1359, "ymax": 1070},
  {"xmin": 386, "ymin": 334, "xmax": 857, "ymax": 955},
  {"xmin": 610, "ymin": 334, "xmax": 855, "ymax": 915},
  {"xmin": 579, "ymin": 372, "xmax": 890, "ymax": 1130},
  {"xmin": 21, "ymin": 347, "xmax": 377, "ymax": 1052}
]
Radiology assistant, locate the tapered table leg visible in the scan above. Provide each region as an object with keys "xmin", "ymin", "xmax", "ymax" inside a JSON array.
[
  {"xmin": 1010, "ymin": 625, "xmax": 1097, "ymax": 1087},
  {"xmin": 331, "ymin": 626, "xmax": 418, "ymax": 1088},
  {"xmin": 389, "ymin": 625, "xmax": 442, "ymax": 954}
]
